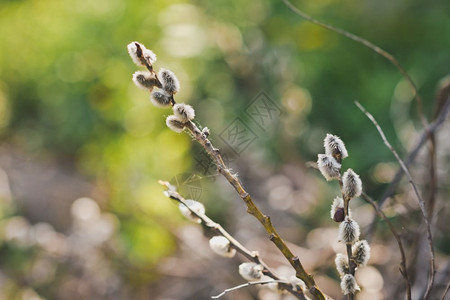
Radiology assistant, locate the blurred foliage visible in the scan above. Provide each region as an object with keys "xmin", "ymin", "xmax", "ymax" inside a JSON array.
[{"xmin": 0, "ymin": 0, "xmax": 448, "ymax": 298}]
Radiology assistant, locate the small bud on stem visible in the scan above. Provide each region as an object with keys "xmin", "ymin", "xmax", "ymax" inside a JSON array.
[
  {"xmin": 238, "ymin": 262, "xmax": 264, "ymax": 281},
  {"xmin": 335, "ymin": 253, "xmax": 350, "ymax": 277},
  {"xmin": 317, "ymin": 154, "xmax": 341, "ymax": 181},
  {"xmin": 324, "ymin": 134, "xmax": 348, "ymax": 162},
  {"xmin": 338, "ymin": 216, "xmax": 360, "ymax": 244},
  {"xmin": 132, "ymin": 71, "xmax": 158, "ymax": 91},
  {"xmin": 178, "ymin": 199, "xmax": 205, "ymax": 223},
  {"xmin": 166, "ymin": 115, "xmax": 186, "ymax": 133},
  {"xmin": 340, "ymin": 274, "xmax": 360, "ymax": 295},
  {"xmin": 342, "ymin": 169, "xmax": 362, "ymax": 200},
  {"xmin": 209, "ymin": 236, "xmax": 236, "ymax": 258},
  {"xmin": 159, "ymin": 68, "xmax": 180, "ymax": 95},
  {"xmin": 352, "ymin": 240, "xmax": 371, "ymax": 266},
  {"xmin": 173, "ymin": 103, "xmax": 195, "ymax": 122}
]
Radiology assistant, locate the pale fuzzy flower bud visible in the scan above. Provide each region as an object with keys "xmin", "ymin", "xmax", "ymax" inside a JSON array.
[
  {"xmin": 338, "ymin": 216, "xmax": 360, "ymax": 244},
  {"xmin": 352, "ymin": 240, "xmax": 371, "ymax": 266},
  {"xmin": 342, "ymin": 169, "xmax": 362, "ymax": 199},
  {"xmin": 209, "ymin": 236, "xmax": 236, "ymax": 258},
  {"xmin": 331, "ymin": 196, "xmax": 345, "ymax": 222},
  {"xmin": 317, "ymin": 154, "xmax": 341, "ymax": 181},
  {"xmin": 238, "ymin": 262, "xmax": 264, "ymax": 281},
  {"xmin": 201, "ymin": 127, "xmax": 210, "ymax": 137},
  {"xmin": 127, "ymin": 41, "xmax": 157, "ymax": 67},
  {"xmin": 178, "ymin": 199, "xmax": 205, "ymax": 223},
  {"xmin": 166, "ymin": 115, "xmax": 185, "ymax": 133},
  {"xmin": 340, "ymin": 274, "xmax": 360, "ymax": 295},
  {"xmin": 159, "ymin": 68, "xmax": 180, "ymax": 95},
  {"xmin": 324, "ymin": 134, "xmax": 348, "ymax": 161},
  {"xmin": 132, "ymin": 71, "xmax": 158, "ymax": 90},
  {"xmin": 142, "ymin": 48, "xmax": 157, "ymax": 65},
  {"xmin": 289, "ymin": 275, "xmax": 306, "ymax": 292},
  {"xmin": 150, "ymin": 90, "xmax": 172, "ymax": 107},
  {"xmin": 335, "ymin": 253, "xmax": 349, "ymax": 277},
  {"xmin": 173, "ymin": 103, "xmax": 195, "ymax": 122}
]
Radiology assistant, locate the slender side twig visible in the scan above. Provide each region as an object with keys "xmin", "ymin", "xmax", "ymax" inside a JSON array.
[
  {"xmin": 182, "ymin": 122, "xmax": 327, "ymax": 300},
  {"xmin": 281, "ymin": 0, "xmax": 427, "ymax": 126},
  {"xmin": 159, "ymin": 180, "xmax": 307, "ymax": 300},
  {"xmin": 367, "ymin": 97, "xmax": 450, "ymax": 237},
  {"xmin": 360, "ymin": 192, "xmax": 412, "ymax": 300},
  {"xmin": 355, "ymin": 101, "xmax": 436, "ymax": 299},
  {"xmin": 442, "ymin": 280, "xmax": 450, "ymax": 300},
  {"xmin": 211, "ymin": 280, "xmax": 299, "ymax": 299}
]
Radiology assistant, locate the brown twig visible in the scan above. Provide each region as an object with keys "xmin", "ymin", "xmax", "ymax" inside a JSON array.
[
  {"xmin": 355, "ymin": 101, "xmax": 436, "ymax": 299},
  {"xmin": 367, "ymin": 96, "xmax": 450, "ymax": 238},
  {"xmin": 159, "ymin": 180, "xmax": 307, "ymax": 299},
  {"xmin": 182, "ymin": 121, "xmax": 327, "ymax": 300},
  {"xmin": 360, "ymin": 192, "xmax": 412, "ymax": 299}
]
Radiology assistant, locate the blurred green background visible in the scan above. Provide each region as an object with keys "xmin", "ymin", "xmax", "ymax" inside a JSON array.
[{"xmin": 0, "ymin": 0, "xmax": 448, "ymax": 299}]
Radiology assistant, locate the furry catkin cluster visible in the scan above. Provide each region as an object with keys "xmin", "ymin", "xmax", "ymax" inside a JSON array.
[
  {"xmin": 127, "ymin": 41, "xmax": 195, "ymax": 133},
  {"xmin": 317, "ymin": 134, "xmax": 370, "ymax": 296}
]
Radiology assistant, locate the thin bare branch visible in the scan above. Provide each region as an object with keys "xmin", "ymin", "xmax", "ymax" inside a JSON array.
[
  {"xmin": 361, "ymin": 192, "xmax": 412, "ymax": 300},
  {"xmin": 159, "ymin": 180, "xmax": 306, "ymax": 299},
  {"xmin": 367, "ymin": 96, "xmax": 450, "ymax": 238},
  {"xmin": 355, "ymin": 101, "xmax": 436, "ymax": 299},
  {"xmin": 442, "ymin": 280, "xmax": 450, "ymax": 300},
  {"xmin": 281, "ymin": 0, "xmax": 427, "ymax": 126}
]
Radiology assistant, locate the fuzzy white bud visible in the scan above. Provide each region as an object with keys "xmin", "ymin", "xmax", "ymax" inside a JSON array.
[
  {"xmin": 209, "ymin": 236, "xmax": 236, "ymax": 258},
  {"xmin": 238, "ymin": 262, "xmax": 264, "ymax": 281},
  {"xmin": 127, "ymin": 41, "xmax": 157, "ymax": 67},
  {"xmin": 178, "ymin": 199, "xmax": 205, "ymax": 223},
  {"xmin": 338, "ymin": 216, "xmax": 360, "ymax": 244},
  {"xmin": 352, "ymin": 240, "xmax": 371, "ymax": 266},
  {"xmin": 150, "ymin": 90, "xmax": 172, "ymax": 107},
  {"xmin": 202, "ymin": 127, "xmax": 210, "ymax": 137},
  {"xmin": 289, "ymin": 276, "xmax": 306, "ymax": 292},
  {"xmin": 132, "ymin": 71, "xmax": 157, "ymax": 90},
  {"xmin": 342, "ymin": 169, "xmax": 362, "ymax": 199},
  {"xmin": 159, "ymin": 68, "xmax": 180, "ymax": 95},
  {"xmin": 166, "ymin": 115, "xmax": 185, "ymax": 133},
  {"xmin": 173, "ymin": 103, "xmax": 195, "ymax": 122},
  {"xmin": 335, "ymin": 253, "xmax": 349, "ymax": 277},
  {"xmin": 317, "ymin": 154, "xmax": 341, "ymax": 181},
  {"xmin": 331, "ymin": 196, "xmax": 346, "ymax": 222},
  {"xmin": 340, "ymin": 274, "xmax": 360, "ymax": 295},
  {"xmin": 324, "ymin": 134, "xmax": 348, "ymax": 161}
]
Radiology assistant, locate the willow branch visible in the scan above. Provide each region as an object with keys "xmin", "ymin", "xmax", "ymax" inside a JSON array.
[
  {"xmin": 366, "ymin": 96, "xmax": 450, "ymax": 239},
  {"xmin": 281, "ymin": 0, "xmax": 427, "ymax": 126},
  {"xmin": 361, "ymin": 192, "xmax": 412, "ymax": 299},
  {"xmin": 182, "ymin": 121, "xmax": 327, "ymax": 300},
  {"xmin": 355, "ymin": 101, "xmax": 435, "ymax": 299},
  {"xmin": 159, "ymin": 180, "xmax": 306, "ymax": 299}
]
